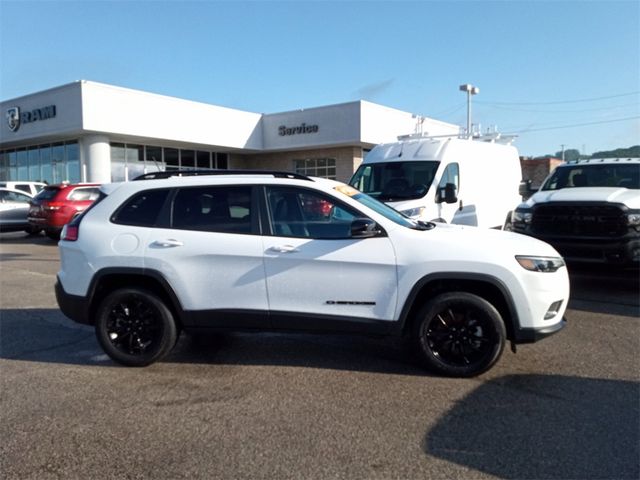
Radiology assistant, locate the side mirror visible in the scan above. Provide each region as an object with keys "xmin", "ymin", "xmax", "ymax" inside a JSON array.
[
  {"xmin": 519, "ymin": 180, "xmax": 534, "ymax": 197},
  {"xmin": 437, "ymin": 183, "xmax": 458, "ymax": 204},
  {"xmin": 351, "ymin": 218, "xmax": 382, "ymax": 238}
]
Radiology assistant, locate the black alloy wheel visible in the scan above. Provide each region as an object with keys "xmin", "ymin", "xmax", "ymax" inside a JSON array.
[
  {"xmin": 95, "ymin": 288, "xmax": 178, "ymax": 367},
  {"xmin": 413, "ymin": 292, "xmax": 506, "ymax": 377}
]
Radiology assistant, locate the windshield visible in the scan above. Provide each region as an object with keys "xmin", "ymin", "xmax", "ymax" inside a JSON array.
[
  {"xmin": 349, "ymin": 161, "xmax": 440, "ymax": 201},
  {"xmin": 542, "ymin": 163, "xmax": 640, "ymax": 190}
]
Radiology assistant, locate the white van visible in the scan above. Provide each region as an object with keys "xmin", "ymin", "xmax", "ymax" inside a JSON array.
[{"xmin": 349, "ymin": 133, "xmax": 522, "ymax": 229}]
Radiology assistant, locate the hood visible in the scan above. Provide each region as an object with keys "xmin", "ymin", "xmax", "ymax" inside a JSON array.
[
  {"xmin": 526, "ymin": 187, "xmax": 640, "ymax": 208},
  {"xmin": 406, "ymin": 222, "xmax": 562, "ymax": 258}
]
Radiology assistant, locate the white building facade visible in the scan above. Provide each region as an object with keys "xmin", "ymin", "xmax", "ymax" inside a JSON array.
[{"xmin": 0, "ymin": 81, "xmax": 460, "ymax": 184}]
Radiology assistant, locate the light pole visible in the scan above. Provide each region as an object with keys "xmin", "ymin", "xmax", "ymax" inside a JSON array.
[{"xmin": 459, "ymin": 84, "xmax": 480, "ymax": 138}]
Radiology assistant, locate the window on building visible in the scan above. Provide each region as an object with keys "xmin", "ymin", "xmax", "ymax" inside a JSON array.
[
  {"xmin": 145, "ymin": 146, "xmax": 162, "ymax": 165},
  {"xmin": 8, "ymin": 151, "xmax": 17, "ymax": 181},
  {"xmin": 197, "ymin": 151, "xmax": 211, "ymax": 169},
  {"xmin": 145, "ymin": 146, "xmax": 164, "ymax": 174},
  {"xmin": 0, "ymin": 152, "xmax": 7, "ymax": 181},
  {"xmin": 165, "ymin": 148, "xmax": 179, "ymax": 171},
  {"xmin": 214, "ymin": 152, "xmax": 228, "ymax": 169},
  {"xmin": 17, "ymin": 149, "xmax": 28, "ymax": 181},
  {"xmin": 294, "ymin": 158, "xmax": 337, "ymax": 179},
  {"xmin": 40, "ymin": 146, "xmax": 52, "ymax": 184},
  {"xmin": 66, "ymin": 142, "xmax": 80, "ymax": 183},
  {"xmin": 180, "ymin": 150, "xmax": 196, "ymax": 169},
  {"xmin": 110, "ymin": 143, "xmax": 126, "ymax": 182},
  {"xmin": 28, "ymin": 147, "xmax": 40, "ymax": 181}
]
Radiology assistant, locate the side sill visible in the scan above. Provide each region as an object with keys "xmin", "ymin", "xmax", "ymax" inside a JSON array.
[{"xmin": 183, "ymin": 309, "xmax": 399, "ymax": 336}]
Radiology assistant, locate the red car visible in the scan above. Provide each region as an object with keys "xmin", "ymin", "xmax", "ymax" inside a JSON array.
[{"xmin": 28, "ymin": 183, "xmax": 101, "ymax": 240}]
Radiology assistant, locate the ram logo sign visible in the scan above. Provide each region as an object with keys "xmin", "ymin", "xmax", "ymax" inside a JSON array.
[
  {"xmin": 5, "ymin": 105, "xmax": 56, "ymax": 132},
  {"xmin": 6, "ymin": 107, "xmax": 20, "ymax": 132}
]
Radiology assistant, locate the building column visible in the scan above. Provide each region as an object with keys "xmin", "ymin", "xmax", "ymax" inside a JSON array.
[{"xmin": 80, "ymin": 134, "xmax": 111, "ymax": 183}]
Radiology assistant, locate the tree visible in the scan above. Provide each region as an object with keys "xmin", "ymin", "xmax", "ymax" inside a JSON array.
[
  {"xmin": 591, "ymin": 145, "xmax": 640, "ymax": 158},
  {"xmin": 554, "ymin": 149, "xmax": 581, "ymax": 162}
]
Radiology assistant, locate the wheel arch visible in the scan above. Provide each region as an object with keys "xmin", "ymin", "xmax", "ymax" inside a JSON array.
[
  {"xmin": 87, "ymin": 268, "xmax": 185, "ymax": 327},
  {"xmin": 398, "ymin": 273, "xmax": 519, "ymax": 341}
]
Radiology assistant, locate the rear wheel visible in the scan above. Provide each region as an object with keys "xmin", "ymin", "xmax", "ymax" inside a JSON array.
[
  {"xmin": 95, "ymin": 288, "xmax": 178, "ymax": 367},
  {"xmin": 412, "ymin": 292, "xmax": 506, "ymax": 377}
]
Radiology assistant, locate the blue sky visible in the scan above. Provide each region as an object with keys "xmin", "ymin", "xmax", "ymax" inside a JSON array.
[{"xmin": 1, "ymin": 0, "xmax": 638, "ymax": 157}]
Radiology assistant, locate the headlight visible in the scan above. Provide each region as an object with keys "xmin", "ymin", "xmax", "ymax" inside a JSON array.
[
  {"xmin": 512, "ymin": 209, "xmax": 532, "ymax": 224},
  {"xmin": 516, "ymin": 255, "xmax": 565, "ymax": 272},
  {"xmin": 400, "ymin": 206, "xmax": 425, "ymax": 219},
  {"xmin": 626, "ymin": 211, "xmax": 640, "ymax": 226}
]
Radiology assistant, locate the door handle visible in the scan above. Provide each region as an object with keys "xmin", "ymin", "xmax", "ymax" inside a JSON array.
[
  {"xmin": 151, "ymin": 239, "xmax": 184, "ymax": 248},
  {"xmin": 268, "ymin": 245, "xmax": 299, "ymax": 253}
]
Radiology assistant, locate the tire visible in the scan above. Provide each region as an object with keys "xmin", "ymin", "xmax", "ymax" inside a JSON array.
[
  {"xmin": 412, "ymin": 292, "xmax": 506, "ymax": 377},
  {"xmin": 45, "ymin": 229, "xmax": 60, "ymax": 240},
  {"xmin": 95, "ymin": 288, "xmax": 178, "ymax": 367},
  {"xmin": 25, "ymin": 225, "xmax": 42, "ymax": 235}
]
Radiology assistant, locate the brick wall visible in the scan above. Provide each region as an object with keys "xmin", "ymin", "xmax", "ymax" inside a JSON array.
[{"xmin": 520, "ymin": 157, "xmax": 563, "ymax": 188}]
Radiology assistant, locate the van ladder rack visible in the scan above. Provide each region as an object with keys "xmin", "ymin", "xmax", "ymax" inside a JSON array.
[{"xmin": 133, "ymin": 169, "xmax": 313, "ymax": 181}]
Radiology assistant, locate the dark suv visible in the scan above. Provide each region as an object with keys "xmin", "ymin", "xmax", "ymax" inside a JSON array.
[{"xmin": 28, "ymin": 183, "xmax": 101, "ymax": 240}]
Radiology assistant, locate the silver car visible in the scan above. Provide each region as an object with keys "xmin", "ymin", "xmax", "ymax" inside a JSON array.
[{"xmin": 0, "ymin": 188, "xmax": 38, "ymax": 233}]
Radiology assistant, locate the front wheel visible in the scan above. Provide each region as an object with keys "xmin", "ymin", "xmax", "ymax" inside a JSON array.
[
  {"xmin": 412, "ymin": 292, "xmax": 506, "ymax": 377},
  {"xmin": 95, "ymin": 288, "xmax": 178, "ymax": 367}
]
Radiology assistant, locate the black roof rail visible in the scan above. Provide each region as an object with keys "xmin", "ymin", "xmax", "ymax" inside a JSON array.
[{"xmin": 133, "ymin": 169, "xmax": 313, "ymax": 181}]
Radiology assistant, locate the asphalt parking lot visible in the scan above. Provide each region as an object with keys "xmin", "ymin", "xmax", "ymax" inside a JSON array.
[{"xmin": 1, "ymin": 232, "xmax": 638, "ymax": 479}]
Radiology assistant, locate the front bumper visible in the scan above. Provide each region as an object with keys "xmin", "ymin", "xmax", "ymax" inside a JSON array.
[{"xmin": 512, "ymin": 317, "xmax": 567, "ymax": 343}]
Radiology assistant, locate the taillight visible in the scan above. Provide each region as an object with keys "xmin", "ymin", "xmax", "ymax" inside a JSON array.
[
  {"xmin": 61, "ymin": 224, "xmax": 79, "ymax": 241},
  {"xmin": 43, "ymin": 201, "xmax": 65, "ymax": 211}
]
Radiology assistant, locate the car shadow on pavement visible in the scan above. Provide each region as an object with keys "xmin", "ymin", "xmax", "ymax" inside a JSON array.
[
  {"xmin": 168, "ymin": 330, "xmax": 427, "ymax": 375},
  {"xmin": 425, "ymin": 374, "xmax": 640, "ymax": 480},
  {"xmin": 568, "ymin": 265, "xmax": 639, "ymax": 318},
  {"xmin": 0, "ymin": 308, "xmax": 107, "ymax": 366},
  {"xmin": 0, "ymin": 308, "xmax": 427, "ymax": 375}
]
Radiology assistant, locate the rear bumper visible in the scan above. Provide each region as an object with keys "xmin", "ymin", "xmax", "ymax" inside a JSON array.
[
  {"xmin": 55, "ymin": 278, "xmax": 92, "ymax": 325},
  {"xmin": 512, "ymin": 317, "xmax": 567, "ymax": 344}
]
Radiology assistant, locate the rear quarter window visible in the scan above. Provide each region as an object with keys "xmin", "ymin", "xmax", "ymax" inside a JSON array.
[
  {"xmin": 68, "ymin": 187, "xmax": 101, "ymax": 201},
  {"xmin": 35, "ymin": 187, "xmax": 60, "ymax": 201},
  {"xmin": 111, "ymin": 189, "xmax": 171, "ymax": 227}
]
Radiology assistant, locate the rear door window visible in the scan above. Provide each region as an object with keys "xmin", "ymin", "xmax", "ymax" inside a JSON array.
[{"xmin": 171, "ymin": 186, "xmax": 254, "ymax": 234}]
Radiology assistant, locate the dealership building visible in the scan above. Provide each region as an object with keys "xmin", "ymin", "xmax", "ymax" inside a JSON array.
[{"xmin": 0, "ymin": 81, "xmax": 460, "ymax": 184}]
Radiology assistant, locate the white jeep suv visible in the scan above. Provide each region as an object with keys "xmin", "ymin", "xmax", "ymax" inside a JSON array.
[{"xmin": 56, "ymin": 170, "xmax": 569, "ymax": 377}]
